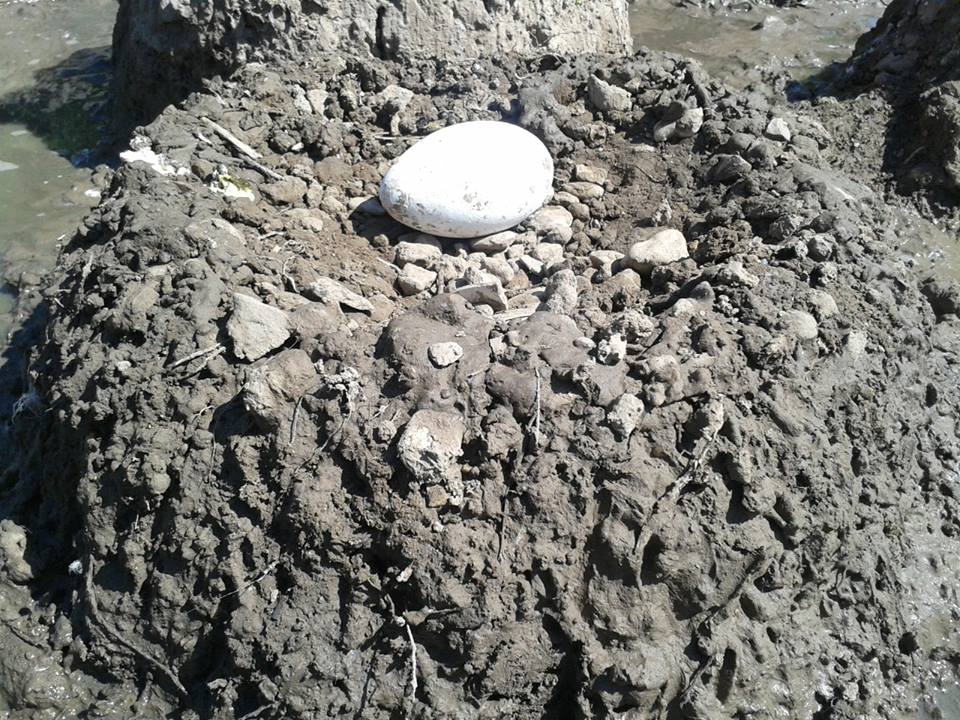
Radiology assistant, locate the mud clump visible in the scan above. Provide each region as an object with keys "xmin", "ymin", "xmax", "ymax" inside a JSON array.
[{"xmin": 1, "ymin": 44, "xmax": 959, "ymax": 720}]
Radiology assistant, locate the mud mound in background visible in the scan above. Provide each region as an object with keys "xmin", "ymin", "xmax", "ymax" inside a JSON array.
[
  {"xmin": 1, "ymin": 47, "xmax": 959, "ymax": 719},
  {"xmin": 110, "ymin": 0, "xmax": 630, "ymax": 128},
  {"xmin": 836, "ymin": 0, "xmax": 960, "ymax": 208}
]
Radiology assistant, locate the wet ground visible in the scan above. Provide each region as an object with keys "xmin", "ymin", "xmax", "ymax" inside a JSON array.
[{"xmin": 0, "ymin": 0, "xmax": 114, "ymax": 341}]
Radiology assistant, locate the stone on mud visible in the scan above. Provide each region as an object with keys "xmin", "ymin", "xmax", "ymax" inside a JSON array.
[
  {"xmin": 625, "ymin": 228, "xmax": 689, "ymax": 273},
  {"xmin": 397, "ymin": 264, "xmax": 438, "ymax": 295},
  {"xmin": 428, "ymin": 342, "xmax": 464, "ymax": 367},
  {"xmin": 227, "ymin": 293, "xmax": 291, "ymax": 361},
  {"xmin": 306, "ymin": 277, "xmax": 374, "ymax": 313},
  {"xmin": 606, "ymin": 393, "xmax": 644, "ymax": 438},
  {"xmin": 398, "ymin": 410, "xmax": 466, "ymax": 498},
  {"xmin": 588, "ymin": 75, "xmax": 633, "ymax": 113},
  {"xmin": 242, "ymin": 349, "xmax": 319, "ymax": 431}
]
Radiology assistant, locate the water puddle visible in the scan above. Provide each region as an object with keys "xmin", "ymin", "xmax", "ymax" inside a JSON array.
[{"xmin": 0, "ymin": 0, "xmax": 115, "ymax": 341}]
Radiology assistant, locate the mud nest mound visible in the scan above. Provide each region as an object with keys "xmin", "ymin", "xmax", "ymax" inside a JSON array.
[{"xmin": 2, "ymin": 49, "xmax": 959, "ymax": 719}]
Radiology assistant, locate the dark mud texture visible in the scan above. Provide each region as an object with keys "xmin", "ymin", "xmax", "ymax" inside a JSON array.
[
  {"xmin": 838, "ymin": 0, "xmax": 960, "ymax": 213},
  {"xmin": 2, "ymin": 17, "xmax": 960, "ymax": 720}
]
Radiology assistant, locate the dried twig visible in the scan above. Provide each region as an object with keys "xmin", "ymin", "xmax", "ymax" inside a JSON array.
[
  {"xmin": 217, "ymin": 559, "xmax": 281, "ymax": 602},
  {"xmin": 85, "ymin": 562, "xmax": 189, "ymax": 701},
  {"xmin": 532, "ymin": 367, "xmax": 542, "ymax": 449},
  {"xmin": 167, "ymin": 343, "xmax": 225, "ymax": 370},
  {"xmin": 201, "ymin": 117, "xmax": 261, "ymax": 160},
  {"xmin": 401, "ymin": 619, "xmax": 418, "ymax": 699},
  {"xmin": 289, "ymin": 394, "xmax": 307, "ymax": 446}
]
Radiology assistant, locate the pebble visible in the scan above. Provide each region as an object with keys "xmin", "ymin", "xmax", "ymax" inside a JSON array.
[
  {"xmin": 453, "ymin": 282, "xmax": 508, "ymax": 312},
  {"xmin": 532, "ymin": 242, "xmax": 565, "ymax": 268},
  {"xmin": 563, "ymin": 181, "xmax": 605, "ymax": 200},
  {"xmin": 349, "ymin": 195, "xmax": 387, "ymax": 216},
  {"xmin": 625, "ymin": 228, "xmax": 689, "ymax": 273},
  {"xmin": 574, "ymin": 336, "xmax": 596, "ymax": 351},
  {"xmin": 589, "ymin": 249, "xmax": 624, "ymax": 275},
  {"xmin": 806, "ymin": 289, "xmax": 838, "ymax": 319},
  {"xmin": 542, "ymin": 269, "xmax": 579, "ymax": 314},
  {"xmin": 397, "ymin": 264, "xmax": 437, "ymax": 295},
  {"xmin": 398, "ymin": 410, "xmax": 465, "ymax": 501},
  {"xmin": 765, "ymin": 117, "xmax": 792, "ymax": 142},
  {"xmin": 480, "ymin": 255, "xmax": 515, "ymax": 285},
  {"xmin": 519, "ymin": 254, "xmax": 544, "ymax": 276},
  {"xmin": 227, "ymin": 293, "xmax": 291, "ymax": 362},
  {"xmin": 395, "ymin": 240, "xmax": 442, "ymax": 268},
  {"xmin": 779, "ymin": 309, "xmax": 819, "ymax": 340},
  {"xmin": 574, "ymin": 164, "xmax": 608, "ymax": 185},
  {"xmin": 597, "ymin": 333, "xmax": 627, "ymax": 365},
  {"xmin": 606, "ymin": 393, "xmax": 645, "ymax": 438},
  {"xmin": 710, "ymin": 154, "xmax": 752, "ymax": 183},
  {"xmin": 428, "ymin": 342, "xmax": 464, "ymax": 367},
  {"xmin": 306, "ymin": 277, "xmax": 374, "ymax": 313},
  {"xmin": 588, "ymin": 75, "xmax": 633, "ymax": 113},
  {"xmin": 527, "ymin": 205, "xmax": 574, "ymax": 243},
  {"xmin": 471, "ymin": 230, "xmax": 519, "ymax": 254},
  {"xmin": 654, "ymin": 104, "xmax": 704, "ymax": 142}
]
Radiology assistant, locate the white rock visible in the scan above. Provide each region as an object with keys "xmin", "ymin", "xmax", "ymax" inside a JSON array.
[
  {"xmin": 527, "ymin": 206, "xmax": 574, "ymax": 243},
  {"xmin": 397, "ymin": 264, "xmax": 437, "ymax": 295},
  {"xmin": 575, "ymin": 164, "xmax": 608, "ymax": 184},
  {"xmin": 606, "ymin": 394, "xmax": 645, "ymax": 438},
  {"xmin": 428, "ymin": 342, "xmax": 464, "ymax": 367},
  {"xmin": 398, "ymin": 410, "xmax": 465, "ymax": 499},
  {"xmin": 779, "ymin": 309, "xmax": 818, "ymax": 340},
  {"xmin": 349, "ymin": 196, "xmax": 387, "ymax": 216},
  {"xmin": 453, "ymin": 282, "xmax": 508, "ymax": 312},
  {"xmin": 480, "ymin": 256, "xmax": 515, "ymax": 286},
  {"xmin": 563, "ymin": 181, "xmax": 605, "ymax": 200},
  {"xmin": 120, "ymin": 147, "xmax": 188, "ymax": 177},
  {"xmin": 307, "ymin": 277, "xmax": 373, "ymax": 313},
  {"xmin": 227, "ymin": 293, "xmax": 291, "ymax": 361},
  {"xmin": 395, "ymin": 240, "xmax": 442, "ymax": 268},
  {"xmin": 765, "ymin": 117, "xmax": 792, "ymax": 142},
  {"xmin": 589, "ymin": 250, "xmax": 624, "ymax": 275},
  {"xmin": 0, "ymin": 161, "xmax": 19, "ymax": 173},
  {"xmin": 625, "ymin": 228, "xmax": 689, "ymax": 273},
  {"xmin": 519, "ymin": 255, "xmax": 544, "ymax": 276},
  {"xmin": 597, "ymin": 333, "xmax": 627, "ymax": 365},
  {"xmin": 542, "ymin": 269, "xmax": 578, "ymax": 314},
  {"xmin": 379, "ymin": 121, "xmax": 554, "ymax": 238},
  {"xmin": 306, "ymin": 87, "xmax": 328, "ymax": 114},
  {"xmin": 588, "ymin": 75, "xmax": 633, "ymax": 113},
  {"xmin": 532, "ymin": 242, "xmax": 565, "ymax": 268},
  {"xmin": 471, "ymin": 230, "xmax": 519, "ymax": 254}
]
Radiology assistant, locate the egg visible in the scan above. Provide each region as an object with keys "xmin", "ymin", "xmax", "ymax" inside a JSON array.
[{"xmin": 379, "ymin": 121, "xmax": 554, "ymax": 239}]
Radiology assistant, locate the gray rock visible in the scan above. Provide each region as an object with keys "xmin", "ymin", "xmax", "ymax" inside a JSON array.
[
  {"xmin": 625, "ymin": 228, "xmax": 689, "ymax": 273},
  {"xmin": 779, "ymin": 309, "xmax": 819, "ymax": 340},
  {"xmin": 480, "ymin": 255, "xmax": 516, "ymax": 286},
  {"xmin": 397, "ymin": 264, "xmax": 437, "ymax": 295},
  {"xmin": 398, "ymin": 410, "xmax": 465, "ymax": 502},
  {"xmin": 428, "ymin": 342, "xmax": 464, "ymax": 367},
  {"xmin": 574, "ymin": 164, "xmax": 608, "ymax": 185},
  {"xmin": 606, "ymin": 393, "xmax": 644, "ymax": 438},
  {"xmin": 710, "ymin": 154, "xmax": 753, "ymax": 183},
  {"xmin": 453, "ymin": 282, "xmax": 508, "ymax": 312},
  {"xmin": 519, "ymin": 254, "xmax": 544, "ymax": 276},
  {"xmin": 532, "ymin": 242, "xmax": 565, "ymax": 268},
  {"xmin": 542, "ymin": 268, "xmax": 579, "ymax": 314},
  {"xmin": 395, "ymin": 240, "xmax": 442, "ymax": 268},
  {"xmin": 765, "ymin": 117, "xmax": 792, "ymax": 142},
  {"xmin": 527, "ymin": 206, "xmax": 574, "ymax": 243},
  {"xmin": 654, "ymin": 105, "xmax": 704, "ymax": 142},
  {"xmin": 261, "ymin": 176, "xmax": 307, "ymax": 205},
  {"xmin": 306, "ymin": 277, "xmax": 374, "ymax": 313},
  {"xmin": 563, "ymin": 181, "xmax": 605, "ymax": 200},
  {"xmin": 597, "ymin": 333, "xmax": 627, "ymax": 365},
  {"xmin": 242, "ymin": 349, "xmax": 319, "ymax": 431},
  {"xmin": 588, "ymin": 75, "xmax": 633, "ymax": 113},
  {"xmin": 589, "ymin": 249, "xmax": 624, "ymax": 275},
  {"xmin": 471, "ymin": 230, "xmax": 519, "ymax": 254},
  {"xmin": 348, "ymin": 195, "xmax": 387, "ymax": 216},
  {"xmin": 227, "ymin": 293, "xmax": 291, "ymax": 361}
]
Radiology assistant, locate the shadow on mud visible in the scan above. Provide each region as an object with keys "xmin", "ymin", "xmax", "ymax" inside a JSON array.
[{"xmin": 0, "ymin": 45, "xmax": 112, "ymax": 163}]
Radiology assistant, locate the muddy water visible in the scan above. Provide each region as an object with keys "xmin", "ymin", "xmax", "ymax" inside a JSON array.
[{"xmin": 0, "ymin": 0, "xmax": 115, "ymax": 341}]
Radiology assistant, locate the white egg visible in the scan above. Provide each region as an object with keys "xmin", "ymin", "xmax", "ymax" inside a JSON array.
[{"xmin": 379, "ymin": 121, "xmax": 554, "ymax": 239}]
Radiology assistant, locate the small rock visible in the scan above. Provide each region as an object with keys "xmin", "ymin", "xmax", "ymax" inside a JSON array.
[
  {"xmin": 597, "ymin": 333, "xmax": 627, "ymax": 365},
  {"xmin": 606, "ymin": 394, "xmax": 644, "ymax": 438},
  {"xmin": 398, "ymin": 410, "xmax": 465, "ymax": 502},
  {"xmin": 805, "ymin": 290, "xmax": 838, "ymax": 319},
  {"xmin": 242, "ymin": 349, "xmax": 318, "ymax": 431},
  {"xmin": 588, "ymin": 75, "xmax": 633, "ymax": 113},
  {"xmin": 708, "ymin": 260, "xmax": 760, "ymax": 288},
  {"xmin": 227, "ymin": 293, "xmax": 291, "ymax": 362},
  {"xmin": 846, "ymin": 330, "xmax": 868, "ymax": 357},
  {"xmin": 625, "ymin": 228, "xmax": 689, "ymax": 273},
  {"xmin": 425, "ymin": 485, "xmax": 449, "ymax": 508},
  {"xmin": 519, "ymin": 254, "xmax": 544, "ymax": 276},
  {"xmin": 589, "ymin": 249, "xmax": 624, "ymax": 275},
  {"xmin": 395, "ymin": 240, "xmax": 442, "ymax": 268},
  {"xmin": 480, "ymin": 255, "xmax": 516, "ymax": 286},
  {"xmin": 527, "ymin": 206, "xmax": 574, "ymax": 244},
  {"xmin": 471, "ymin": 230, "xmax": 519, "ymax": 254},
  {"xmin": 307, "ymin": 277, "xmax": 374, "ymax": 313},
  {"xmin": 453, "ymin": 282, "xmax": 508, "ymax": 312},
  {"xmin": 542, "ymin": 268, "xmax": 579, "ymax": 314},
  {"xmin": 575, "ymin": 164, "xmax": 608, "ymax": 185},
  {"xmin": 779, "ymin": 309, "xmax": 818, "ymax": 340},
  {"xmin": 397, "ymin": 264, "xmax": 437, "ymax": 295},
  {"xmin": 532, "ymin": 242, "xmax": 565, "ymax": 268},
  {"xmin": 709, "ymin": 154, "xmax": 753, "ymax": 183},
  {"xmin": 428, "ymin": 342, "xmax": 464, "ymax": 367},
  {"xmin": 807, "ymin": 234, "xmax": 835, "ymax": 261},
  {"xmin": 574, "ymin": 336, "xmax": 597, "ymax": 351},
  {"xmin": 0, "ymin": 521, "xmax": 34, "ymax": 583},
  {"xmin": 563, "ymin": 181, "xmax": 605, "ymax": 201},
  {"xmin": 262, "ymin": 176, "xmax": 308, "ymax": 205},
  {"xmin": 655, "ymin": 104, "xmax": 704, "ymax": 142},
  {"xmin": 765, "ymin": 117, "xmax": 792, "ymax": 142},
  {"xmin": 306, "ymin": 87, "xmax": 328, "ymax": 114}
]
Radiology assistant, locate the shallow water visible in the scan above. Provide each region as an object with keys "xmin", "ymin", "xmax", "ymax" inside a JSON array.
[{"xmin": 0, "ymin": 0, "xmax": 115, "ymax": 341}]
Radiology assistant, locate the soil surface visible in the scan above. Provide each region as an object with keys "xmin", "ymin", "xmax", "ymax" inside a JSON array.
[{"xmin": 0, "ymin": 5, "xmax": 958, "ymax": 720}]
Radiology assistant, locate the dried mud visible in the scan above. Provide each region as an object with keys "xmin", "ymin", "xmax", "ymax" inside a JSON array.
[{"xmin": 0, "ymin": 33, "xmax": 958, "ymax": 720}]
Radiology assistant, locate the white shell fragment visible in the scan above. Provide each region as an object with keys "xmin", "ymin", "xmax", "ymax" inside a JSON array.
[{"xmin": 379, "ymin": 121, "xmax": 554, "ymax": 239}]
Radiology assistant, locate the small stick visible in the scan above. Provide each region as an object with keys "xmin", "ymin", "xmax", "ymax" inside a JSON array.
[
  {"xmin": 532, "ymin": 367, "xmax": 542, "ymax": 449},
  {"xmin": 404, "ymin": 621, "xmax": 418, "ymax": 698},
  {"xmin": 242, "ymin": 156, "xmax": 284, "ymax": 182},
  {"xmin": 167, "ymin": 343, "xmax": 225, "ymax": 370},
  {"xmin": 201, "ymin": 117, "xmax": 262, "ymax": 160},
  {"xmin": 217, "ymin": 559, "xmax": 281, "ymax": 601},
  {"xmin": 289, "ymin": 395, "xmax": 306, "ymax": 446}
]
